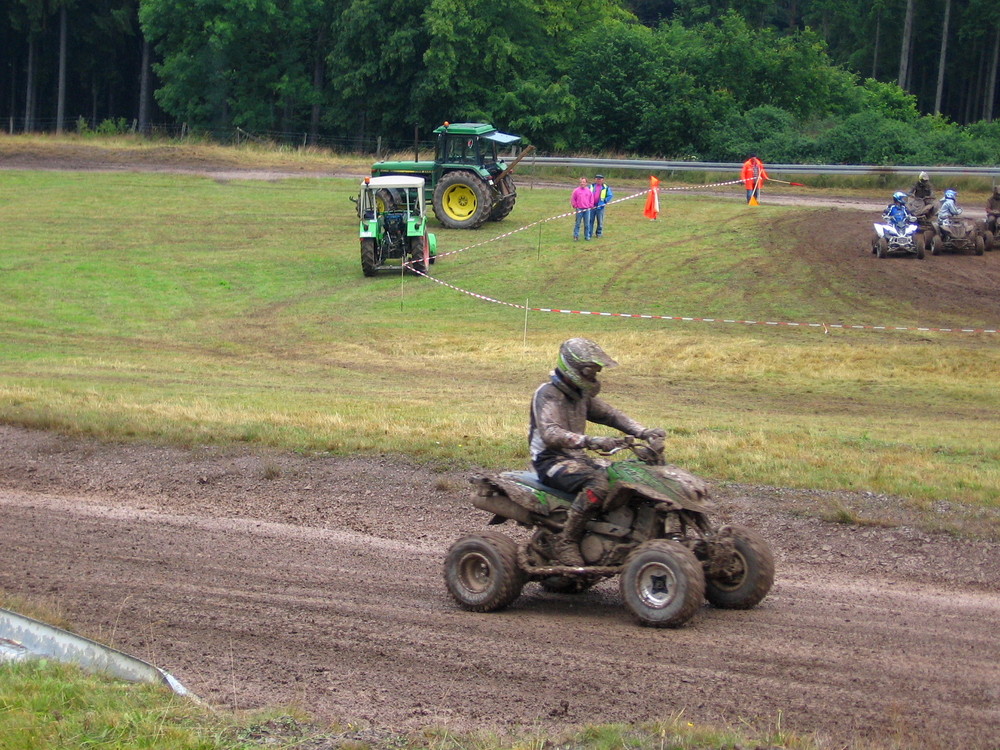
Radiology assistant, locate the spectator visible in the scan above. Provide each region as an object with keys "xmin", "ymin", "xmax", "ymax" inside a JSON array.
[
  {"xmin": 588, "ymin": 175, "xmax": 614, "ymax": 238},
  {"xmin": 571, "ymin": 177, "xmax": 594, "ymax": 241},
  {"xmin": 741, "ymin": 153, "xmax": 768, "ymax": 204}
]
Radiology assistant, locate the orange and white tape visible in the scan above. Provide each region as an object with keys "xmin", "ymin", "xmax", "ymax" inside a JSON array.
[{"xmin": 405, "ymin": 183, "xmax": 998, "ymax": 336}]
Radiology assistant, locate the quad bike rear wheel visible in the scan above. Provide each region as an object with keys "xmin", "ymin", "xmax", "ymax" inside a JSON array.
[
  {"xmin": 619, "ymin": 539, "xmax": 705, "ymax": 628},
  {"xmin": 361, "ymin": 238, "xmax": 377, "ymax": 277},
  {"xmin": 704, "ymin": 525, "xmax": 775, "ymax": 609},
  {"xmin": 434, "ymin": 171, "xmax": 494, "ymax": 229},
  {"xmin": 444, "ymin": 531, "xmax": 525, "ymax": 612}
]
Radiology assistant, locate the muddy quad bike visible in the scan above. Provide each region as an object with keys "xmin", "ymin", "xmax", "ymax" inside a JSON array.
[
  {"xmin": 931, "ymin": 217, "xmax": 985, "ymax": 256},
  {"xmin": 872, "ymin": 215, "xmax": 925, "ymax": 259},
  {"xmin": 906, "ymin": 196, "xmax": 937, "ymax": 248},
  {"xmin": 444, "ymin": 437, "xmax": 774, "ymax": 628},
  {"xmin": 979, "ymin": 216, "xmax": 998, "ymax": 251},
  {"xmin": 353, "ymin": 176, "xmax": 437, "ymax": 276}
]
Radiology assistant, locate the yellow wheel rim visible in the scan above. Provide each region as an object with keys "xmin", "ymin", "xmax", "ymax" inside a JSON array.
[{"xmin": 442, "ymin": 184, "xmax": 478, "ymax": 221}]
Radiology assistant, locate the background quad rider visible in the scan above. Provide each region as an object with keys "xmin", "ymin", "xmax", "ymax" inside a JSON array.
[
  {"xmin": 908, "ymin": 172, "xmax": 937, "ymax": 239},
  {"xmin": 937, "ymin": 189, "xmax": 963, "ymax": 238},
  {"xmin": 883, "ymin": 191, "xmax": 915, "ymax": 231},
  {"xmin": 529, "ymin": 338, "xmax": 665, "ymax": 566},
  {"xmin": 986, "ymin": 185, "xmax": 1000, "ymax": 236}
]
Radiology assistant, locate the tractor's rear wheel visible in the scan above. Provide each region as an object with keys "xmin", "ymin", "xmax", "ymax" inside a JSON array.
[
  {"xmin": 434, "ymin": 171, "xmax": 494, "ymax": 229},
  {"xmin": 361, "ymin": 238, "xmax": 377, "ymax": 277},
  {"xmin": 488, "ymin": 175, "xmax": 516, "ymax": 222},
  {"xmin": 375, "ymin": 188, "xmax": 397, "ymax": 213}
]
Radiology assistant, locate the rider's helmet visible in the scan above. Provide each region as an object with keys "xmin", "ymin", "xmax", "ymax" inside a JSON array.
[
  {"xmin": 892, "ymin": 191, "xmax": 907, "ymax": 204},
  {"xmin": 945, "ymin": 189, "xmax": 957, "ymax": 200},
  {"xmin": 557, "ymin": 338, "xmax": 618, "ymax": 397},
  {"xmin": 918, "ymin": 171, "xmax": 929, "ymax": 182}
]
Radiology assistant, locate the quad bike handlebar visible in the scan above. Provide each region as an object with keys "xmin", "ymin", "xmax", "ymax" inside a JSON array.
[{"xmin": 588, "ymin": 434, "xmax": 667, "ymax": 465}]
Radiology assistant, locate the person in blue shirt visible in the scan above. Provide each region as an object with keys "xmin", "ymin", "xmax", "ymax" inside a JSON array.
[
  {"xmin": 588, "ymin": 175, "xmax": 614, "ymax": 238},
  {"xmin": 883, "ymin": 191, "xmax": 914, "ymax": 230}
]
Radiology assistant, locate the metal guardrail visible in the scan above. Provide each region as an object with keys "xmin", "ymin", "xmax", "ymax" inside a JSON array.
[
  {"xmin": 0, "ymin": 607, "xmax": 192, "ymax": 697},
  {"xmin": 522, "ymin": 156, "xmax": 1000, "ymax": 179}
]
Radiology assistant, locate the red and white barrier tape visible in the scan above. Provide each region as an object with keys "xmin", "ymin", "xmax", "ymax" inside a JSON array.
[{"xmin": 407, "ymin": 183, "xmax": 998, "ymax": 335}]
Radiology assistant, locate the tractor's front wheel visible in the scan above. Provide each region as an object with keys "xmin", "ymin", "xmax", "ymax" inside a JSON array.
[
  {"xmin": 361, "ymin": 238, "xmax": 377, "ymax": 277},
  {"xmin": 488, "ymin": 175, "xmax": 516, "ymax": 222},
  {"xmin": 434, "ymin": 171, "xmax": 494, "ymax": 229}
]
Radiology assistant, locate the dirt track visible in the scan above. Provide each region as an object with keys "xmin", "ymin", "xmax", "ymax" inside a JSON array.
[
  {"xmin": 1, "ymin": 426, "xmax": 999, "ymax": 749},
  {"xmin": 2, "ymin": 157, "xmax": 1000, "ymax": 748}
]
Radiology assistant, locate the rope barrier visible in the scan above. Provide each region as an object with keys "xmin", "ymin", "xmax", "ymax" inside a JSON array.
[{"xmin": 406, "ymin": 182, "xmax": 999, "ymax": 336}]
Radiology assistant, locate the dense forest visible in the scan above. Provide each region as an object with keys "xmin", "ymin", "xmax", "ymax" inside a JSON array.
[{"xmin": 1, "ymin": 0, "xmax": 999, "ymax": 163}]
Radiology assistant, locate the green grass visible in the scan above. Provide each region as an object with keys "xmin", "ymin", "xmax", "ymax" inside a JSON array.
[
  {"xmin": 0, "ymin": 163, "xmax": 998, "ymax": 534},
  {"xmin": 0, "ymin": 660, "xmax": 822, "ymax": 750}
]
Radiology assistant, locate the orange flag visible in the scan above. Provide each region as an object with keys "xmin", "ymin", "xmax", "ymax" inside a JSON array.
[{"xmin": 644, "ymin": 176, "xmax": 660, "ymax": 220}]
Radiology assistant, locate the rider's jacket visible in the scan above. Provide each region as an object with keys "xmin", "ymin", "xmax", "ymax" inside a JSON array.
[
  {"xmin": 529, "ymin": 368, "xmax": 645, "ymax": 465},
  {"xmin": 986, "ymin": 191, "xmax": 1000, "ymax": 217},
  {"xmin": 938, "ymin": 197, "xmax": 962, "ymax": 222},
  {"xmin": 883, "ymin": 203, "xmax": 913, "ymax": 228}
]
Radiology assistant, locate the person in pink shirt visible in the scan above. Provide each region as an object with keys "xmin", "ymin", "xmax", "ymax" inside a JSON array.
[{"xmin": 571, "ymin": 177, "xmax": 595, "ymax": 240}]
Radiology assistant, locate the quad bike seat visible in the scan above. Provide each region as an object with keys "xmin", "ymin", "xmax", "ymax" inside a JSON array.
[{"xmin": 500, "ymin": 471, "xmax": 576, "ymax": 503}]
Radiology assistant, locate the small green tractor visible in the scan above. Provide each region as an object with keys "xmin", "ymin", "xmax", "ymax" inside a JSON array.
[
  {"xmin": 371, "ymin": 122, "xmax": 534, "ymax": 230},
  {"xmin": 355, "ymin": 175, "xmax": 437, "ymax": 277}
]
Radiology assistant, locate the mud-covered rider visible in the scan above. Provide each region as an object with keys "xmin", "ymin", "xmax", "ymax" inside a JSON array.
[
  {"xmin": 908, "ymin": 171, "xmax": 936, "ymax": 222},
  {"xmin": 883, "ymin": 191, "xmax": 914, "ymax": 230},
  {"xmin": 937, "ymin": 188, "xmax": 963, "ymax": 237},
  {"xmin": 986, "ymin": 185, "xmax": 1000, "ymax": 235},
  {"xmin": 529, "ymin": 338, "xmax": 665, "ymax": 566}
]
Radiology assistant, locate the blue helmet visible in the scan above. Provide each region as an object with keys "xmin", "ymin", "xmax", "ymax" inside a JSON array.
[
  {"xmin": 892, "ymin": 191, "xmax": 907, "ymax": 203},
  {"xmin": 945, "ymin": 189, "xmax": 957, "ymax": 200}
]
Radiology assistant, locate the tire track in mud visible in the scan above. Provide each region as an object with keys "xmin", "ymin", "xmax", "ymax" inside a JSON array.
[{"xmin": 2, "ymin": 479, "xmax": 998, "ymax": 749}]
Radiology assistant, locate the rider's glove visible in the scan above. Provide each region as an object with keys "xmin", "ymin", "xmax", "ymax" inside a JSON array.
[
  {"xmin": 638, "ymin": 428, "xmax": 666, "ymax": 440},
  {"xmin": 585, "ymin": 435, "xmax": 628, "ymax": 452}
]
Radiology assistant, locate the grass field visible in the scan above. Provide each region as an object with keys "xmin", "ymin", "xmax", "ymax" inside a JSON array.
[
  {"xmin": 2, "ymin": 138, "xmax": 997, "ymax": 750},
  {"xmin": 0, "ymin": 150, "xmax": 998, "ymax": 533}
]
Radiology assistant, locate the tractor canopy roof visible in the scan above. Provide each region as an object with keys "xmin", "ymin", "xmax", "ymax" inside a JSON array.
[
  {"xmin": 362, "ymin": 175, "xmax": 426, "ymax": 190},
  {"xmin": 433, "ymin": 122, "xmax": 520, "ymax": 145}
]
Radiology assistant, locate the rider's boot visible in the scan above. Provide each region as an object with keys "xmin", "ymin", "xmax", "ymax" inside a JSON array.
[{"xmin": 552, "ymin": 490, "xmax": 600, "ymax": 566}]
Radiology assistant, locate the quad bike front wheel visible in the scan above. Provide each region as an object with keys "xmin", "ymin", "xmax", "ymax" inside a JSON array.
[
  {"xmin": 444, "ymin": 531, "xmax": 525, "ymax": 612},
  {"xmin": 914, "ymin": 233, "xmax": 925, "ymax": 259},
  {"xmin": 619, "ymin": 539, "xmax": 705, "ymax": 627},
  {"xmin": 876, "ymin": 237, "xmax": 888, "ymax": 258},
  {"xmin": 704, "ymin": 525, "xmax": 775, "ymax": 610},
  {"xmin": 974, "ymin": 235, "xmax": 985, "ymax": 255},
  {"xmin": 433, "ymin": 171, "xmax": 494, "ymax": 229},
  {"xmin": 931, "ymin": 235, "xmax": 943, "ymax": 255}
]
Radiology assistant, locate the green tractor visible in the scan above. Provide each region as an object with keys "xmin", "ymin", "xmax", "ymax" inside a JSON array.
[
  {"xmin": 355, "ymin": 175, "xmax": 437, "ymax": 277},
  {"xmin": 371, "ymin": 122, "xmax": 534, "ymax": 230}
]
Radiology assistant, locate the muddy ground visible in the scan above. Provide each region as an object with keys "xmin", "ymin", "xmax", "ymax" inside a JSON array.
[{"xmin": 1, "ymin": 155, "xmax": 999, "ymax": 748}]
